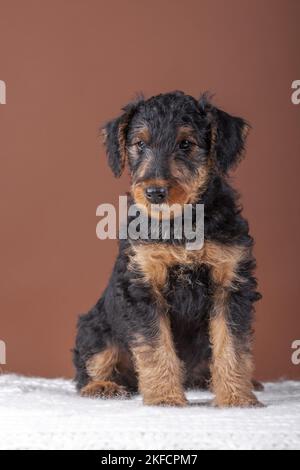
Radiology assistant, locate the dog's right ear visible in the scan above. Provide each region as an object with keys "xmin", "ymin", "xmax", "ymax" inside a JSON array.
[{"xmin": 101, "ymin": 98, "xmax": 143, "ymax": 177}]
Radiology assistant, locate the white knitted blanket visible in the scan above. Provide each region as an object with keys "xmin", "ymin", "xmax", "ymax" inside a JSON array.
[{"xmin": 0, "ymin": 374, "xmax": 299, "ymax": 450}]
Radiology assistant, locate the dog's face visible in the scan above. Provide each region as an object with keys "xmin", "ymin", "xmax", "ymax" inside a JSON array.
[{"xmin": 102, "ymin": 91, "xmax": 249, "ymax": 212}]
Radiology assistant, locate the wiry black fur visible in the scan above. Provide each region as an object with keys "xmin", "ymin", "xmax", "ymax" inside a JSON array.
[{"xmin": 73, "ymin": 91, "xmax": 261, "ymax": 394}]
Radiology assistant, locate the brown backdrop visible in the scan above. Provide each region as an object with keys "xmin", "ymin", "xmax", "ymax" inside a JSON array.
[{"xmin": 0, "ymin": 0, "xmax": 299, "ymax": 381}]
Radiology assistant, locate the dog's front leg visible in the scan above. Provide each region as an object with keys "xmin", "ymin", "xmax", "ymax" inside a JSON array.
[
  {"xmin": 130, "ymin": 314, "xmax": 187, "ymax": 407},
  {"xmin": 208, "ymin": 245, "xmax": 262, "ymax": 408}
]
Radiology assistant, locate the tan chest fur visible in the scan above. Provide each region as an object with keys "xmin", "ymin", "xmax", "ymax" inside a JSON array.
[{"xmin": 129, "ymin": 241, "xmax": 248, "ymax": 296}]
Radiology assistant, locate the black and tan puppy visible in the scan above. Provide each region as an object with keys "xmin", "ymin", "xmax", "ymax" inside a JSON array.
[{"xmin": 73, "ymin": 91, "xmax": 262, "ymax": 407}]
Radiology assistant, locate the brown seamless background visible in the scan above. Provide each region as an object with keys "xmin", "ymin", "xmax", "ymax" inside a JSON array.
[{"xmin": 0, "ymin": 0, "xmax": 299, "ymax": 381}]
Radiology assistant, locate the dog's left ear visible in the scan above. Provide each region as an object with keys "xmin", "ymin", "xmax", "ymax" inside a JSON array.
[
  {"xmin": 211, "ymin": 108, "xmax": 250, "ymax": 173},
  {"xmin": 101, "ymin": 99, "xmax": 142, "ymax": 177},
  {"xmin": 199, "ymin": 95, "xmax": 250, "ymax": 173}
]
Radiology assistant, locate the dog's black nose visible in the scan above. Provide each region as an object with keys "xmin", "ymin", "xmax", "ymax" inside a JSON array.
[{"xmin": 145, "ymin": 187, "xmax": 168, "ymax": 204}]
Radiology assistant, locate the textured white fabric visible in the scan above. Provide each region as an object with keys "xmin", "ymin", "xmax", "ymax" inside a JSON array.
[{"xmin": 0, "ymin": 374, "xmax": 299, "ymax": 450}]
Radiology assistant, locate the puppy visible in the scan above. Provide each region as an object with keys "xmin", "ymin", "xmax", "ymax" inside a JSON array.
[{"xmin": 73, "ymin": 91, "xmax": 262, "ymax": 407}]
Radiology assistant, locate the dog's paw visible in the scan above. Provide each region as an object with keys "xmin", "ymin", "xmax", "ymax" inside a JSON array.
[
  {"xmin": 213, "ymin": 392, "xmax": 265, "ymax": 409},
  {"xmin": 80, "ymin": 380, "xmax": 129, "ymax": 399},
  {"xmin": 144, "ymin": 394, "xmax": 188, "ymax": 407}
]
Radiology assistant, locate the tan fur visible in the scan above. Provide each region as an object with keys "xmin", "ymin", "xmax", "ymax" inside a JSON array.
[
  {"xmin": 208, "ymin": 249, "xmax": 260, "ymax": 408},
  {"xmin": 115, "ymin": 349, "xmax": 134, "ymax": 376},
  {"xmin": 131, "ymin": 162, "xmax": 210, "ymax": 215},
  {"xmin": 130, "ymin": 240, "xmax": 260, "ymax": 407},
  {"xmin": 210, "ymin": 311, "xmax": 259, "ymax": 407},
  {"xmin": 131, "ymin": 178, "xmax": 190, "ymax": 217},
  {"xmin": 176, "ymin": 125, "xmax": 198, "ymax": 144},
  {"xmin": 86, "ymin": 346, "xmax": 119, "ymax": 381},
  {"xmin": 129, "ymin": 241, "xmax": 247, "ymax": 296},
  {"xmin": 131, "ymin": 125, "xmax": 150, "ymax": 145},
  {"xmin": 203, "ymin": 242, "xmax": 246, "ymax": 287},
  {"xmin": 131, "ymin": 155, "xmax": 152, "ymax": 181},
  {"xmin": 131, "ymin": 315, "xmax": 187, "ymax": 406},
  {"xmin": 81, "ymin": 346, "xmax": 125, "ymax": 399},
  {"xmin": 80, "ymin": 380, "xmax": 127, "ymax": 398},
  {"xmin": 129, "ymin": 243, "xmax": 178, "ymax": 300}
]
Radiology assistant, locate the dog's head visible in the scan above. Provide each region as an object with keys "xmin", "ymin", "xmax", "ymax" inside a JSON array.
[{"xmin": 102, "ymin": 91, "xmax": 249, "ymax": 212}]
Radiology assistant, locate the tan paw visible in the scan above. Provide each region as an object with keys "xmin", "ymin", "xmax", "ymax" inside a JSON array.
[
  {"xmin": 80, "ymin": 380, "xmax": 128, "ymax": 399},
  {"xmin": 214, "ymin": 392, "xmax": 265, "ymax": 408},
  {"xmin": 144, "ymin": 394, "xmax": 188, "ymax": 407}
]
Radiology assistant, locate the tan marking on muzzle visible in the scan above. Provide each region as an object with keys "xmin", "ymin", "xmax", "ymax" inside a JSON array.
[{"xmin": 131, "ymin": 178, "xmax": 189, "ymax": 218}]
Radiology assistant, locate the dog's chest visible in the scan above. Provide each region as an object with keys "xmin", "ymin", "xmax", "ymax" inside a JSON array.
[
  {"xmin": 130, "ymin": 242, "xmax": 213, "ymax": 315},
  {"xmin": 130, "ymin": 240, "xmax": 246, "ymax": 295},
  {"xmin": 167, "ymin": 262, "xmax": 212, "ymax": 321},
  {"xmin": 129, "ymin": 242, "xmax": 213, "ymax": 352},
  {"xmin": 129, "ymin": 243, "xmax": 203, "ymax": 294}
]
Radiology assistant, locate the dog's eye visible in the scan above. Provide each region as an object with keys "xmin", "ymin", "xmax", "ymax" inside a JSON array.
[
  {"xmin": 136, "ymin": 141, "xmax": 146, "ymax": 151},
  {"xmin": 179, "ymin": 140, "xmax": 193, "ymax": 150}
]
